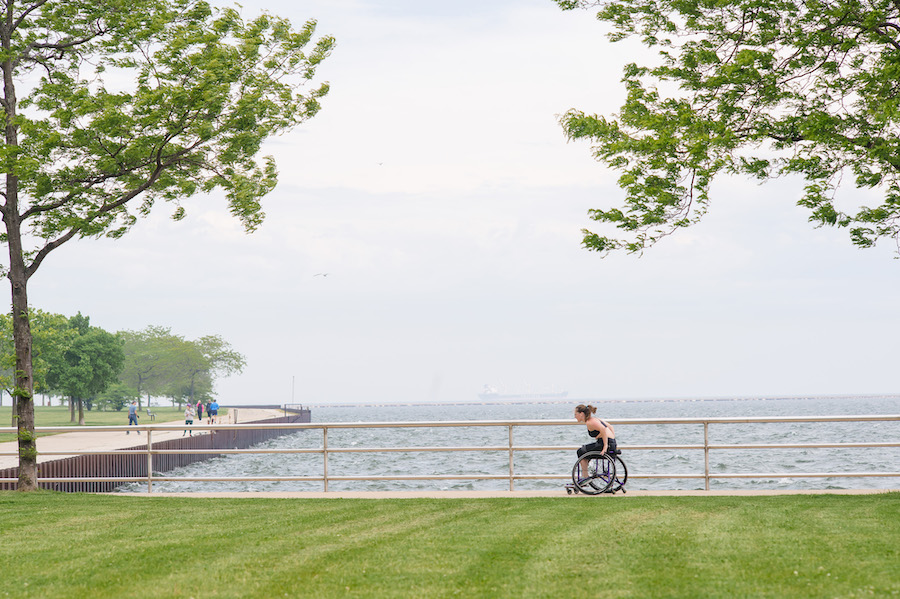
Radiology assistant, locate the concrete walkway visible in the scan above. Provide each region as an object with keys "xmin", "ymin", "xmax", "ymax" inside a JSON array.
[
  {"xmin": 0, "ymin": 408, "xmax": 284, "ymax": 470},
  {"xmin": 111, "ymin": 488, "xmax": 898, "ymax": 499}
]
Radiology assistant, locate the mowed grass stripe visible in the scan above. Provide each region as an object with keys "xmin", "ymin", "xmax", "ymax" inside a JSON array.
[{"xmin": 0, "ymin": 493, "xmax": 897, "ymax": 598}]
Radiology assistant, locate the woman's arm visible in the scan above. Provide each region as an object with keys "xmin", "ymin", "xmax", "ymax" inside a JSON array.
[
  {"xmin": 588, "ymin": 419, "xmax": 610, "ymax": 453},
  {"xmin": 597, "ymin": 425, "xmax": 609, "ymax": 454}
]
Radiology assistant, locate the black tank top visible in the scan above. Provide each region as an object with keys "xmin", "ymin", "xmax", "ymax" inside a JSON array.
[{"xmin": 588, "ymin": 420, "xmax": 609, "ymax": 437}]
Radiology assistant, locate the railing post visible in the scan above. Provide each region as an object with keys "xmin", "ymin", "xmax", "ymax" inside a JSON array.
[
  {"xmin": 508, "ymin": 425, "xmax": 514, "ymax": 491},
  {"xmin": 323, "ymin": 426, "xmax": 329, "ymax": 492},
  {"xmin": 147, "ymin": 429, "xmax": 153, "ymax": 494},
  {"xmin": 704, "ymin": 422, "xmax": 709, "ymax": 492}
]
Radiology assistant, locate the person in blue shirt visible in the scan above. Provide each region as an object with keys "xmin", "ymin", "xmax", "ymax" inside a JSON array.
[
  {"xmin": 127, "ymin": 400, "xmax": 140, "ymax": 435},
  {"xmin": 209, "ymin": 399, "xmax": 219, "ymax": 424}
]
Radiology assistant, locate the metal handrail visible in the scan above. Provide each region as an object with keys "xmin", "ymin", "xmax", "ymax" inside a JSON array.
[{"xmin": 2, "ymin": 414, "xmax": 899, "ymax": 492}]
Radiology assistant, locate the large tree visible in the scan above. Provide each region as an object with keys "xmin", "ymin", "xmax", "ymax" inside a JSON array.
[
  {"xmin": 1, "ymin": 0, "xmax": 334, "ymax": 490},
  {"xmin": 554, "ymin": 0, "xmax": 900, "ymax": 254},
  {"xmin": 120, "ymin": 328, "xmax": 245, "ymax": 407}
]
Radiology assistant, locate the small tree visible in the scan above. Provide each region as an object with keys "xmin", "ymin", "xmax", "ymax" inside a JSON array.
[
  {"xmin": 96, "ymin": 382, "xmax": 139, "ymax": 412},
  {"xmin": 0, "ymin": 1, "xmax": 334, "ymax": 489}
]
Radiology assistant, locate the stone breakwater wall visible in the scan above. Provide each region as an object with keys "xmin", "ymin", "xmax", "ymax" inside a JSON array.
[{"xmin": 0, "ymin": 412, "xmax": 310, "ymax": 492}]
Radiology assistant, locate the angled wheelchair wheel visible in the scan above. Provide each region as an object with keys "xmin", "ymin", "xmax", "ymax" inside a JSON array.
[
  {"xmin": 610, "ymin": 454, "xmax": 628, "ymax": 494},
  {"xmin": 572, "ymin": 451, "xmax": 615, "ymax": 495}
]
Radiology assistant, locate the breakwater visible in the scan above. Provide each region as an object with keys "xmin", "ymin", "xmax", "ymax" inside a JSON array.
[{"xmin": 0, "ymin": 411, "xmax": 310, "ymax": 492}]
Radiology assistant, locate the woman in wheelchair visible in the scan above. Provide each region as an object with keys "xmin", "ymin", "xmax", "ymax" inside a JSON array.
[{"xmin": 574, "ymin": 404, "xmax": 617, "ymax": 477}]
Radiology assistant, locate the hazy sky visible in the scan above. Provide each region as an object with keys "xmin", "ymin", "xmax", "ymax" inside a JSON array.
[{"xmin": 25, "ymin": 0, "xmax": 900, "ymax": 406}]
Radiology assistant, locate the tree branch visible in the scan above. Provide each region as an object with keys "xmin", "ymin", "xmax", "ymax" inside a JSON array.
[
  {"xmin": 12, "ymin": 0, "xmax": 51, "ymax": 32},
  {"xmin": 23, "ymin": 130, "xmax": 212, "ymax": 279},
  {"xmin": 13, "ymin": 14, "xmax": 108, "ymax": 69},
  {"xmin": 22, "ymin": 123, "xmax": 206, "ymax": 221},
  {"xmin": 24, "ymin": 167, "xmax": 164, "ymax": 280}
]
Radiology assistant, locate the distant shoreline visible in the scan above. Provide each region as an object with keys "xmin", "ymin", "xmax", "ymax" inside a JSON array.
[{"xmin": 306, "ymin": 393, "xmax": 900, "ymax": 409}]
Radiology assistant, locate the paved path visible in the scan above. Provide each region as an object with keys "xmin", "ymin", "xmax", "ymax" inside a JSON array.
[
  {"xmin": 0, "ymin": 408, "xmax": 284, "ymax": 470},
  {"xmin": 113, "ymin": 489, "xmax": 897, "ymax": 498}
]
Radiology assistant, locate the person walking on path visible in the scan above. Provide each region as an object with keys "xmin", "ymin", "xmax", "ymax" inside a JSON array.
[
  {"xmin": 127, "ymin": 401, "xmax": 140, "ymax": 434},
  {"xmin": 209, "ymin": 399, "xmax": 219, "ymax": 425},
  {"xmin": 183, "ymin": 404, "xmax": 195, "ymax": 436},
  {"xmin": 196, "ymin": 400, "xmax": 203, "ymax": 422}
]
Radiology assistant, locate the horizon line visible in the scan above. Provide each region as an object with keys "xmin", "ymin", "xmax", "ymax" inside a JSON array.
[{"xmin": 300, "ymin": 393, "xmax": 900, "ymax": 409}]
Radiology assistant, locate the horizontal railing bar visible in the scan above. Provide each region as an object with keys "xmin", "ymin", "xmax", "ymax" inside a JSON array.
[
  {"xmin": 4, "ymin": 442, "xmax": 898, "ymax": 461},
  {"xmin": 2, "ymin": 413, "xmax": 898, "ymax": 435},
  {"xmin": 154, "ymin": 441, "xmax": 900, "ymax": 454},
  {"xmin": 707, "ymin": 442, "xmax": 900, "ymax": 450},
  {"xmin": 326, "ymin": 446, "xmax": 510, "ymax": 453},
  {"xmin": 708, "ymin": 472, "xmax": 900, "ymax": 479},
  {"xmin": 8, "ymin": 441, "xmax": 896, "ymax": 459}
]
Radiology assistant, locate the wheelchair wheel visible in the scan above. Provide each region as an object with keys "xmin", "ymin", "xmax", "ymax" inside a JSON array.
[
  {"xmin": 571, "ymin": 451, "xmax": 615, "ymax": 495},
  {"xmin": 610, "ymin": 454, "xmax": 628, "ymax": 493}
]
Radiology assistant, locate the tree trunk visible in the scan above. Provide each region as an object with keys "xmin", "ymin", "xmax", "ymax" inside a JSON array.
[
  {"xmin": 77, "ymin": 398, "xmax": 85, "ymax": 426},
  {"xmin": 5, "ymin": 217, "xmax": 37, "ymax": 490},
  {"xmin": 2, "ymin": 22, "xmax": 38, "ymax": 491},
  {"xmin": 69, "ymin": 396, "xmax": 76, "ymax": 423}
]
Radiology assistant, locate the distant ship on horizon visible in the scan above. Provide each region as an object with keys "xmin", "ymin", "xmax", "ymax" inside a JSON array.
[{"xmin": 478, "ymin": 385, "xmax": 569, "ymax": 401}]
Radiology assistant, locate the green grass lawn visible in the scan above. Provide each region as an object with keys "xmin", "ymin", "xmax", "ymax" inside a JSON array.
[
  {"xmin": 0, "ymin": 405, "xmax": 224, "ymax": 442},
  {"xmin": 0, "ymin": 492, "xmax": 897, "ymax": 598}
]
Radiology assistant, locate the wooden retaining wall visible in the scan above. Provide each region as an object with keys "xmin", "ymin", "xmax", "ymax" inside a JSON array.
[{"xmin": 0, "ymin": 412, "xmax": 310, "ymax": 492}]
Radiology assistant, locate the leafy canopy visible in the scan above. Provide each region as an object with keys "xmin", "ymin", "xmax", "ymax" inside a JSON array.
[
  {"xmin": 119, "ymin": 326, "xmax": 245, "ymax": 405},
  {"xmin": 2, "ymin": 0, "xmax": 334, "ymax": 278},
  {"xmin": 555, "ymin": 0, "xmax": 900, "ymax": 254}
]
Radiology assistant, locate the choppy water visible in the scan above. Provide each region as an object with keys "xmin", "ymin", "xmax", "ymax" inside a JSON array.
[{"xmin": 117, "ymin": 395, "xmax": 899, "ymax": 493}]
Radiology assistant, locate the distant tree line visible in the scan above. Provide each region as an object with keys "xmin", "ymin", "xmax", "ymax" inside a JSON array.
[{"xmin": 0, "ymin": 310, "xmax": 245, "ymax": 424}]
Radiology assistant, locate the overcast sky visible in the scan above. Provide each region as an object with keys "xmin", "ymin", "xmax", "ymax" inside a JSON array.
[{"xmin": 25, "ymin": 0, "xmax": 900, "ymax": 406}]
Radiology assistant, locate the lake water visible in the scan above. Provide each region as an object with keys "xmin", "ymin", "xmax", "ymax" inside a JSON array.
[{"xmin": 117, "ymin": 395, "xmax": 900, "ymax": 493}]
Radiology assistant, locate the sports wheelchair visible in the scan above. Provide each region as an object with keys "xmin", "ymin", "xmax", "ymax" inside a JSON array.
[{"xmin": 567, "ymin": 449, "xmax": 628, "ymax": 495}]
